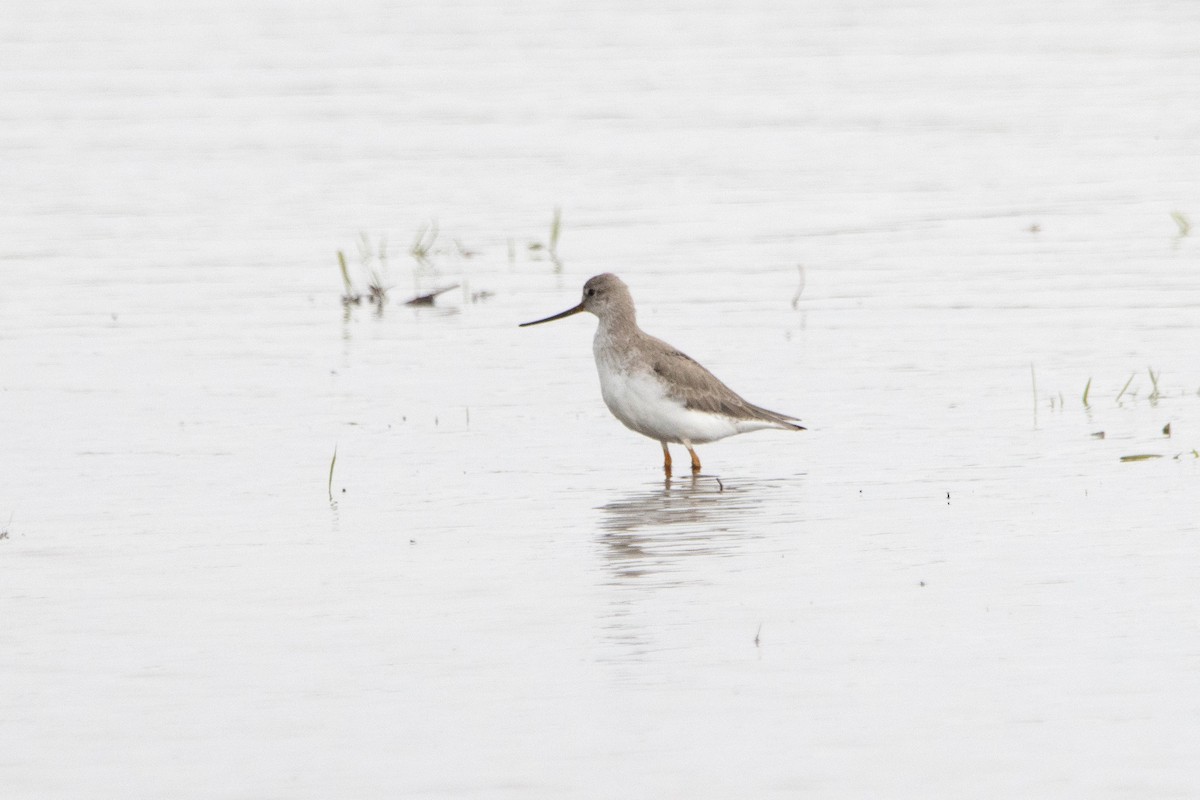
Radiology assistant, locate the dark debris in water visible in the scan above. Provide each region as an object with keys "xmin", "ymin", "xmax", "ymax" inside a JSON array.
[{"xmin": 404, "ymin": 284, "xmax": 459, "ymax": 306}]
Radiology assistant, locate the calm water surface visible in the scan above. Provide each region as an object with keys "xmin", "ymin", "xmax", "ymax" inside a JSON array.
[{"xmin": 2, "ymin": 1, "xmax": 1199, "ymax": 797}]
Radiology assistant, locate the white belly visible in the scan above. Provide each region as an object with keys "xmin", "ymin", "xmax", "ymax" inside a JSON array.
[{"xmin": 594, "ymin": 360, "xmax": 740, "ymax": 445}]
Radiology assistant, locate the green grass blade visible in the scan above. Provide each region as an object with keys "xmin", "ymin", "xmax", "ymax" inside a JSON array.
[
  {"xmin": 327, "ymin": 445, "xmax": 338, "ymax": 502},
  {"xmin": 549, "ymin": 207, "xmax": 562, "ymax": 252},
  {"xmin": 337, "ymin": 251, "xmax": 352, "ymax": 293},
  {"xmin": 1171, "ymin": 210, "xmax": 1191, "ymax": 237},
  {"xmin": 1115, "ymin": 372, "xmax": 1135, "ymax": 403}
]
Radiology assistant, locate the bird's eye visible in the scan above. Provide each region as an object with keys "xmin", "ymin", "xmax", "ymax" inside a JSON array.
[{"xmin": 586, "ymin": 288, "xmax": 596, "ymax": 297}]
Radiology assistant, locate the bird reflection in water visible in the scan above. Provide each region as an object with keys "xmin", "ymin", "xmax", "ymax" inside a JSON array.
[
  {"xmin": 596, "ymin": 475, "xmax": 780, "ymax": 585},
  {"xmin": 595, "ymin": 475, "xmax": 796, "ymax": 666}
]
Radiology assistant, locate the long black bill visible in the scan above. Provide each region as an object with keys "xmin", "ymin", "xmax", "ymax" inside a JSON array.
[{"xmin": 519, "ymin": 303, "xmax": 586, "ymax": 327}]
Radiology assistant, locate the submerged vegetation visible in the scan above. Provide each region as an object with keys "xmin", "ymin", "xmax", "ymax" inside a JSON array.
[
  {"xmin": 1033, "ymin": 365, "xmax": 1200, "ymax": 462},
  {"xmin": 338, "ymin": 233, "xmax": 392, "ymax": 307},
  {"xmin": 410, "ymin": 220, "xmax": 438, "ymax": 268},
  {"xmin": 337, "ymin": 209, "xmax": 566, "ymax": 312}
]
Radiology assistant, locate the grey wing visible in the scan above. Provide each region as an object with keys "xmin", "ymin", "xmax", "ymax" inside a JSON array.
[{"xmin": 649, "ymin": 344, "xmax": 804, "ymax": 427}]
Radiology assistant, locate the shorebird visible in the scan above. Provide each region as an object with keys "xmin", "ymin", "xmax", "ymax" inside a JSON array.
[{"xmin": 520, "ymin": 273, "xmax": 804, "ymax": 475}]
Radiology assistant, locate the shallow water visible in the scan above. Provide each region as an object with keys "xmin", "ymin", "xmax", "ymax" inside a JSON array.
[{"xmin": 3, "ymin": 1, "xmax": 1200, "ymax": 797}]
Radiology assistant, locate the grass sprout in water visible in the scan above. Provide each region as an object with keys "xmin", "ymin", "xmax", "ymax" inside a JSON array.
[
  {"xmin": 358, "ymin": 233, "xmax": 391, "ymax": 305},
  {"xmin": 337, "ymin": 251, "xmax": 360, "ymax": 305},
  {"xmin": 527, "ymin": 207, "xmax": 564, "ymax": 270},
  {"xmin": 338, "ymin": 235, "xmax": 393, "ymax": 306},
  {"xmin": 327, "ymin": 445, "xmax": 337, "ymax": 503},
  {"xmin": 1116, "ymin": 372, "xmax": 1136, "ymax": 404},
  {"xmin": 411, "ymin": 221, "xmax": 439, "ymax": 268},
  {"xmin": 1148, "ymin": 367, "xmax": 1162, "ymax": 404},
  {"xmin": 1171, "ymin": 210, "xmax": 1191, "ymax": 238}
]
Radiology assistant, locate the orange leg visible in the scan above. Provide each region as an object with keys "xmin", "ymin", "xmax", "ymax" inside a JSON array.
[
  {"xmin": 685, "ymin": 444, "xmax": 701, "ymax": 473},
  {"xmin": 661, "ymin": 442, "xmax": 672, "ymax": 476}
]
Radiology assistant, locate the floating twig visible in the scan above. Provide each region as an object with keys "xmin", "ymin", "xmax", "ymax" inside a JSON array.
[{"xmin": 404, "ymin": 284, "xmax": 460, "ymax": 306}]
